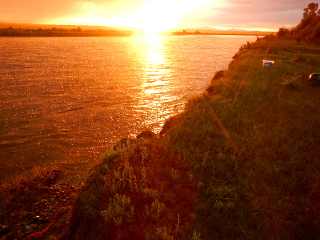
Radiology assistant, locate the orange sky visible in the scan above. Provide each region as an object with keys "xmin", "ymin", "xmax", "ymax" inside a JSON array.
[{"xmin": 0, "ymin": 0, "xmax": 313, "ymax": 32}]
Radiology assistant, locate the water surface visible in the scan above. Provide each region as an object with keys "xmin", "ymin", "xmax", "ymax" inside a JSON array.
[{"xmin": 0, "ymin": 35, "xmax": 256, "ymax": 183}]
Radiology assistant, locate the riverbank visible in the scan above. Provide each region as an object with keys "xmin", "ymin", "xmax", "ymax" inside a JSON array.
[{"xmin": 1, "ymin": 35, "xmax": 320, "ymax": 239}]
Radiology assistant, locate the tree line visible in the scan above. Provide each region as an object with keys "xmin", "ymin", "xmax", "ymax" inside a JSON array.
[
  {"xmin": 278, "ymin": 2, "xmax": 320, "ymax": 42},
  {"xmin": 0, "ymin": 26, "xmax": 135, "ymax": 37}
]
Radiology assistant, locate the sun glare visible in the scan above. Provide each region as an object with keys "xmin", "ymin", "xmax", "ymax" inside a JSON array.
[
  {"xmin": 106, "ymin": 0, "xmax": 214, "ymax": 35},
  {"xmin": 55, "ymin": 0, "xmax": 215, "ymax": 34},
  {"xmin": 134, "ymin": 0, "xmax": 180, "ymax": 34}
]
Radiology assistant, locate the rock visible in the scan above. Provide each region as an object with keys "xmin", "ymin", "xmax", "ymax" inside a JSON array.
[
  {"xmin": 211, "ymin": 70, "xmax": 224, "ymax": 81},
  {"xmin": 22, "ymin": 211, "xmax": 29, "ymax": 217},
  {"xmin": 137, "ymin": 130, "xmax": 156, "ymax": 139},
  {"xmin": 30, "ymin": 224, "xmax": 37, "ymax": 229},
  {"xmin": 309, "ymin": 73, "xmax": 320, "ymax": 87},
  {"xmin": 0, "ymin": 225, "xmax": 7, "ymax": 236},
  {"xmin": 25, "ymin": 225, "xmax": 32, "ymax": 232},
  {"xmin": 206, "ymin": 85, "xmax": 216, "ymax": 95}
]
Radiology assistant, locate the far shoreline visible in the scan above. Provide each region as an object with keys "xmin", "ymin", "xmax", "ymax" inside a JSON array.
[{"xmin": 0, "ymin": 22, "xmax": 275, "ymax": 37}]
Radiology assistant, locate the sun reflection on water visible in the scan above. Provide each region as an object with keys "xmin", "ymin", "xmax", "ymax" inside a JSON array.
[{"xmin": 136, "ymin": 36, "xmax": 176, "ymax": 133}]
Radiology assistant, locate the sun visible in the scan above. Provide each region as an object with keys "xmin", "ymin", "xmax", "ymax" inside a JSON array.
[
  {"xmin": 134, "ymin": 0, "xmax": 180, "ymax": 34},
  {"xmin": 55, "ymin": 0, "xmax": 214, "ymax": 34},
  {"xmin": 108, "ymin": 0, "xmax": 214, "ymax": 35},
  {"xmin": 107, "ymin": 0, "xmax": 180, "ymax": 34}
]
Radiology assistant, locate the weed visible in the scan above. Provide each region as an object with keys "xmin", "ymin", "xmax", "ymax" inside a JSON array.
[
  {"xmin": 151, "ymin": 227, "xmax": 174, "ymax": 240},
  {"xmin": 142, "ymin": 187, "xmax": 159, "ymax": 200},
  {"xmin": 145, "ymin": 199, "xmax": 166, "ymax": 221},
  {"xmin": 101, "ymin": 193, "xmax": 134, "ymax": 226},
  {"xmin": 169, "ymin": 168, "xmax": 180, "ymax": 182},
  {"xmin": 191, "ymin": 230, "xmax": 202, "ymax": 240}
]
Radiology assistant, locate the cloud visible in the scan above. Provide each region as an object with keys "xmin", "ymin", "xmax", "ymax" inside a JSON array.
[
  {"xmin": 0, "ymin": 0, "xmax": 314, "ymax": 30},
  {"xmin": 0, "ymin": 0, "xmax": 76, "ymax": 22},
  {"xmin": 0, "ymin": 0, "xmax": 150, "ymax": 23},
  {"xmin": 182, "ymin": 0, "xmax": 312, "ymax": 30},
  {"xmin": 219, "ymin": 0, "xmax": 310, "ymax": 17}
]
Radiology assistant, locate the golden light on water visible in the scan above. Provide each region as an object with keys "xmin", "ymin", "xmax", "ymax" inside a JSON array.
[
  {"xmin": 136, "ymin": 36, "xmax": 175, "ymax": 131},
  {"xmin": 140, "ymin": 36, "xmax": 168, "ymax": 88}
]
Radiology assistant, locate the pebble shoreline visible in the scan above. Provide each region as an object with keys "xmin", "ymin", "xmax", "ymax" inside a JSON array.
[{"xmin": 0, "ymin": 183, "xmax": 80, "ymax": 239}]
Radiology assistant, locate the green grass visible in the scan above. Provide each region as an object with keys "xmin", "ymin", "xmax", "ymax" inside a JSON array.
[{"xmin": 163, "ymin": 36, "xmax": 320, "ymax": 239}]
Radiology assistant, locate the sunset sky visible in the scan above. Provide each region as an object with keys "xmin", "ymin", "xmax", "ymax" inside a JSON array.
[{"xmin": 0, "ymin": 0, "xmax": 313, "ymax": 32}]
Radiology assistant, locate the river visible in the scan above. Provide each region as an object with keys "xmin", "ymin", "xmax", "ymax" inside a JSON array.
[{"xmin": 0, "ymin": 35, "xmax": 256, "ymax": 183}]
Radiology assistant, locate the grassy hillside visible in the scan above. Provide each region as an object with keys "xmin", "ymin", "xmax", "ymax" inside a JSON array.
[
  {"xmin": 164, "ymin": 36, "xmax": 320, "ymax": 239},
  {"xmin": 1, "ymin": 36, "xmax": 320, "ymax": 239}
]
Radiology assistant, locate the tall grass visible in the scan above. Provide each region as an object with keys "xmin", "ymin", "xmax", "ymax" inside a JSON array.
[{"xmin": 163, "ymin": 36, "xmax": 320, "ymax": 239}]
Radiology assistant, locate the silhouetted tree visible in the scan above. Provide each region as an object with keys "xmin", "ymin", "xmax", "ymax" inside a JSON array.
[
  {"xmin": 277, "ymin": 2, "xmax": 320, "ymax": 43},
  {"xmin": 277, "ymin": 27, "xmax": 290, "ymax": 37},
  {"xmin": 303, "ymin": 3, "xmax": 319, "ymax": 18}
]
